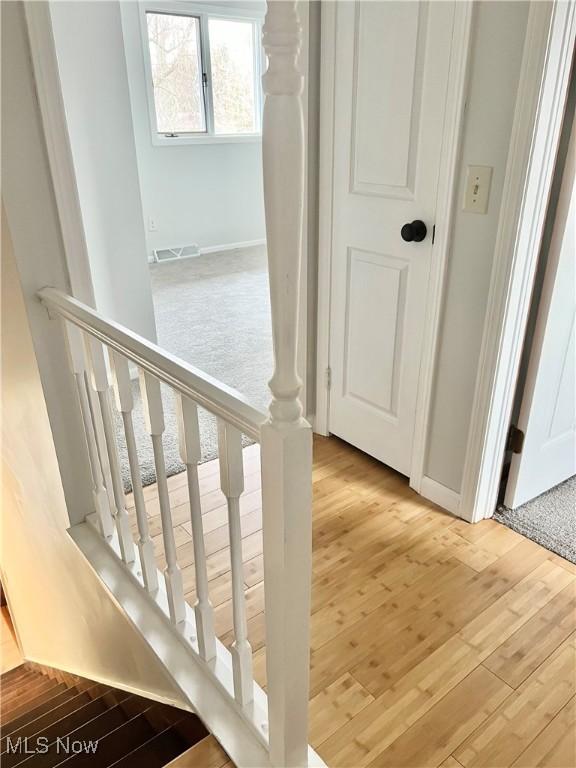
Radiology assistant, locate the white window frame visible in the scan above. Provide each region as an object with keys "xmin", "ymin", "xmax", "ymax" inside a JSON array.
[{"xmin": 139, "ymin": 2, "xmax": 265, "ymax": 146}]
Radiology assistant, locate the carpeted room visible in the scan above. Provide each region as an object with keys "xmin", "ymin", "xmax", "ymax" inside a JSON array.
[{"xmin": 113, "ymin": 245, "xmax": 272, "ymax": 490}]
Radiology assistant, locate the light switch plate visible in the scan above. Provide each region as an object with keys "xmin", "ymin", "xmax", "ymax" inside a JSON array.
[{"xmin": 463, "ymin": 165, "xmax": 493, "ymax": 214}]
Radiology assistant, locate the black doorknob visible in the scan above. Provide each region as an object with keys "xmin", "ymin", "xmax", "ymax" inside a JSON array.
[{"xmin": 401, "ymin": 220, "xmax": 427, "ymax": 242}]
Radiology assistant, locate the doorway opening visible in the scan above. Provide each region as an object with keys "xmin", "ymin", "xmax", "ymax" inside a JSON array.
[
  {"xmin": 495, "ymin": 70, "xmax": 576, "ymax": 565},
  {"xmin": 49, "ymin": 0, "xmax": 272, "ymax": 486}
]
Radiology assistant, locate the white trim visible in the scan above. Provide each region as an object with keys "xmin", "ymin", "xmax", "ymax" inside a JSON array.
[
  {"xmin": 151, "ymin": 133, "xmax": 262, "ymax": 146},
  {"xmin": 200, "ymin": 238, "xmax": 266, "ymax": 255},
  {"xmin": 297, "ymin": 0, "xmax": 312, "ymax": 423},
  {"xmin": 459, "ymin": 0, "xmax": 575, "ymax": 524},
  {"xmin": 142, "ymin": 1, "xmax": 265, "ymax": 23},
  {"xmin": 23, "ymin": 2, "xmax": 95, "ymax": 306},
  {"xmin": 419, "ymin": 477, "xmax": 461, "ymax": 516},
  {"xmin": 149, "ymin": 238, "xmax": 266, "ymax": 263},
  {"xmin": 314, "ymin": 0, "xmax": 336, "ymax": 436},
  {"xmin": 410, "ymin": 2, "xmax": 474, "ymax": 494}
]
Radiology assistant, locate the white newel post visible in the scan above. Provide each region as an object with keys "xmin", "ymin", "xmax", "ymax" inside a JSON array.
[{"xmin": 261, "ymin": 3, "xmax": 313, "ymax": 767}]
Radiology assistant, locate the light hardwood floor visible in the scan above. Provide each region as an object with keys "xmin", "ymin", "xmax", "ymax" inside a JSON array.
[{"xmin": 126, "ymin": 436, "xmax": 576, "ymax": 768}]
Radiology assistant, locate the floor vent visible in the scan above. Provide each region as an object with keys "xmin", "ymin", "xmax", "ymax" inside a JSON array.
[{"xmin": 153, "ymin": 244, "xmax": 200, "ymax": 263}]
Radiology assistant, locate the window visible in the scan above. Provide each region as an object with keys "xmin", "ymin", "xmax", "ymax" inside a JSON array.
[{"xmin": 143, "ymin": 7, "xmax": 263, "ymax": 143}]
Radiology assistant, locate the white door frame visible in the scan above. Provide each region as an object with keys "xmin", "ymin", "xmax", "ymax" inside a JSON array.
[
  {"xmin": 315, "ymin": 1, "xmax": 474, "ymax": 508},
  {"xmin": 459, "ymin": 0, "xmax": 575, "ymax": 523},
  {"xmin": 316, "ymin": 0, "xmax": 575, "ymax": 522},
  {"xmin": 23, "ymin": 1, "xmax": 95, "ymax": 306}
]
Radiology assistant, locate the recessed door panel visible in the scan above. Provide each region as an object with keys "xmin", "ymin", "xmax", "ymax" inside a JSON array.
[
  {"xmin": 351, "ymin": 2, "xmax": 427, "ymax": 199},
  {"xmin": 344, "ymin": 249, "xmax": 407, "ymax": 416}
]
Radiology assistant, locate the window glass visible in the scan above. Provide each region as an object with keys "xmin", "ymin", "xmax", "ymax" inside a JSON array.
[
  {"xmin": 147, "ymin": 12, "xmax": 206, "ymax": 134},
  {"xmin": 209, "ymin": 18, "xmax": 258, "ymax": 134}
]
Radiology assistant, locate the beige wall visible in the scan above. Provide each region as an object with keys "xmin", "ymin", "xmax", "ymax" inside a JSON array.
[
  {"xmin": 425, "ymin": 1, "xmax": 530, "ymax": 492},
  {"xmin": 1, "ymin": 208, "xmax": 187, "ymax": 706}
]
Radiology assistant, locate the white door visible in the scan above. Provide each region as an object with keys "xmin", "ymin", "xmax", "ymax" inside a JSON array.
[
  {"xmin": 328, "ymin": 1, "xmax": 455, "ymax": 476},
  {"xmin": 504, "ymin": 122, "xmax": 576, "ymax": 509}
]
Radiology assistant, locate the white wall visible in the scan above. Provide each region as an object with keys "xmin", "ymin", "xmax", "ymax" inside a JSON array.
[
  {"xmin": 120, "ymin": 1, "xmax": 266, "ymax": 257},
  {"xmin": 424, "ymin": 1, "xmax": 530, "ymax": 492},
  {"xmin": 1, "ymin": 1, "xmax": 187, "ymax": 703},
  {"xmin": 1, "ymin": 209, "xmax": 187, "ymax": 706},
  {"xmin": 50, "ymin": 1, "xmax": 157, "ymax": 341}
]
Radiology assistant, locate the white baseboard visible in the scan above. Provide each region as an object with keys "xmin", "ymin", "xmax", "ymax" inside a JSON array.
[
  {"xmin": 148, "ymin": 239, "xmax": 266, "ymax": 265},
  {"xmin": 420, "ymin": 476, "xmax": 461, "ymax": 516},
  {"xmin": 200, "ymin": 238, "xmax": 266, "ymax": 255}
]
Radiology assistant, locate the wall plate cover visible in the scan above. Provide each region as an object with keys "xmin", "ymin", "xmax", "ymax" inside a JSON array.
[{"xmin": 463, "ymin": 165, "xmax": 493, "ymax": 214}]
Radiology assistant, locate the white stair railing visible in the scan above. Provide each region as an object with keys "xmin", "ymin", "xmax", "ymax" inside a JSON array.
[
  {"xmin": 37, "ymin": 4, "xmax": 316, "ymax": 764},
  {"xmin": 38, "ymin": 286, "xmax": 318, "ymax": 768}
]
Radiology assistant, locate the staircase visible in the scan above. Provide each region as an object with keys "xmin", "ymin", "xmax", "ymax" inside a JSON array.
[{"xmin": 0, "ymin": 664, "xmax": 227, "ymax": 768}]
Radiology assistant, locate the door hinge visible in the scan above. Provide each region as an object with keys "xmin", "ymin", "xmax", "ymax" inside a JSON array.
[
  {"xmin": 432, "ymin": 224, "xmax": 436, "ymax": 245},
  {"xmin": 506, "ymin": 425, "xmax": 525, "ymax": 454},
  {"xmin": 325, "ymin": 366, "xmax": 332, "ymax": 390}
]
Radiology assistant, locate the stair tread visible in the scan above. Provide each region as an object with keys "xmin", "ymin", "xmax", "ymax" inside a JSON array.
[
  {"xmin": 2, "ymin": 675, "xmax": 51, "ymax": 699},
  {"xmin": 1, "ymin": 665, "xmax": 218, "ymax": 768},
  {"xmin": 163, "ymin": 735, "xmax": 230, "ymax": 768},
  {"xmin": 2, "ymin": 678, "xmax": 60, "ymax": 711},
  {"xmin": 2, "ymin": 685, "xmax": 69, "ymax": 726},
  {"xmin": 0, "ymin": 666, "xmax": 31, "ymax": 687},
  {"xmin": 3, "ymin": 688, "xmax": 110, "ymax": 753},
  {"xmin": 15, "ymin": 698, "xmax": 135, "ymax": 768},
  {"xmin": 108, "ymin": 721, "xmax": 189, "ymax": 768},
  {"xmin": 1, "ymin": 689, "xmax": 80, "ymax": 736},
  {"xmin": 53, "ymin": 706, "xmax": 157, "ymax": 767},
  {"xmin": 2, "ymin": 670, "xmax": 38, "ymax": 694},
  {"xmin": 4, "ymin": 695, "xmax": 116, "ymax": 768}
]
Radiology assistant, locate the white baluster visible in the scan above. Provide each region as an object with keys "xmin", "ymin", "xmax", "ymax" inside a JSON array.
[
  {"xmin": 110, "ymin": 351, "xmax": 158, "ymax": 593},
  {"xmin": 86, "ymin": 384, "xmax": 116, "ymax": 520},
  {"xmin": 83, "ymin": 335, "xmax": 135, "ymax": 564},
  {"xmin": 140, "ymin": 371, "xmax": 185, "ymax": 624},
  {"xmin": 62, "ymin": 322, "xmax": 114, "ymax": 539},
  {"xmin": 177, "ymin": 395, "xmax": 216, "ymax": 660},
  {"xmin": 261, "ymin": 3, "xmax": 313, "ymax": 766},
  {"xmin": 217, "ymin": 420, "xmax": 253, "ymax": 706}
]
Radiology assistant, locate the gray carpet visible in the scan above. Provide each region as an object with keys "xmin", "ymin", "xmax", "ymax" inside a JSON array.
[
  {"xmin": 113, "ymin": 246, "xmax": 273, "ymax": 490},
  {"xmin": 494, "ymin": 475, "xmax": 576, "ymax": 564}
]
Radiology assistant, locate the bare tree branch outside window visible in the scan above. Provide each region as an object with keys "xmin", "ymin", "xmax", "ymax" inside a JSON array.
[
  {"xmin": 146, "ymin": 11, "xmax": 260, "ymax": 137},
  {"xmin": 209, "ymin": 18, "xmax": 257, "ymax": 134},
  {"xmin": 147, "ymin": 12, "xmax": 205, "ymax": 134}
]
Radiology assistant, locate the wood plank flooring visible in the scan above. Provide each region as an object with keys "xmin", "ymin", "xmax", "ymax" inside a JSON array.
[{"xmin": 126, "ymin": 435, "xmax": 576, "ymax": 768}]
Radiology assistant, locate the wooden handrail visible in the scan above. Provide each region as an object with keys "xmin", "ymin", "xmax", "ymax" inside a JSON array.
[{"xmin": 38, "ymin": 287, "xmax": 266, "ymax": 441}]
